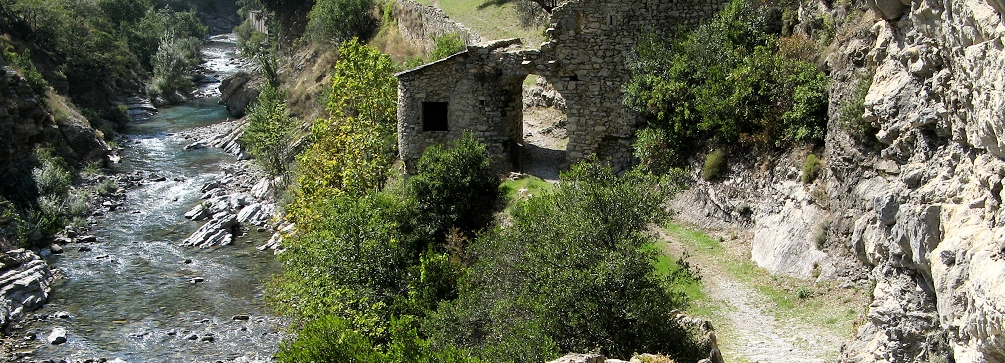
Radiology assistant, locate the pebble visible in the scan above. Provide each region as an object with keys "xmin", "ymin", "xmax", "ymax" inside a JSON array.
[
  {"xmin": 47, "ymin": 327, "xmax": 67, "ymax": 345},
  {"xmin": 78, "ymin": 246, "xmax": 92, "ymax": 252},
  {"xmin": 232, "ymin": 315, "xmax": 250, "ymax": 321},
  {"xmin": 200, "ymin": 334, "xmax": 215, "ymax": 342},
  {"xmin": 190, "ymin": 277, "xmax": 205, "ymax": 284},
  {"xmin": 96, "ymin": 254, "xmax": 110, "ymax": 259},
  {"xmin": 184, "ymin": 259, "xmax": 193, "ymax": 264},
  {"xmin": 53, "ymin": 311, "xmax": 71, "ymax": 319},
  {"xmin": 79, "ymin": 235, "xmax": 97, "ymax": 242},
  {"xmin": 185, "ymin": 334, "xmax": 199, "ymax": 340},
  {"xmin": 50, "ymin": 244, "xmax": 64, "ymax": 254}
]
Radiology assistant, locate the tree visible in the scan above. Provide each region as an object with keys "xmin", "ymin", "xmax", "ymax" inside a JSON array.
[
  {"xmin": 427, "ymin": 162, "xmax": 704, "ymax": 362},
  {"xmin": 291, "ymin": 38, "xmax": 397, "ymax": 224},
  {"xmin": 305, "ymin": 0, "xmax": 378, "ymax": 44}
]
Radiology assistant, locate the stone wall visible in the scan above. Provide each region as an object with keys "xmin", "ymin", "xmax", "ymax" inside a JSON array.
[
  {"xmin": 397, "ymin": 39, "xmax": 527, "ymax": 171},
  {"xmin": 395, "ymin": 0, "xmax": 483, "ymax": 52},
  {"xmin": 396, "ymin": 0, "xmax": 728, "ymax": 172}
]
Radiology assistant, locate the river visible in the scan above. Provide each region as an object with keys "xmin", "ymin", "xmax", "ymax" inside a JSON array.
[{"xmin": 25, "ymin": 34, "xmax": 285, "ymax": 363}]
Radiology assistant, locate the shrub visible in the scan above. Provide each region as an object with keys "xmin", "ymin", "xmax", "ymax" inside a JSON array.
[
  {"xmin": 701, "ymin": 149, "xmax": 727, "ymax": 181},
  {"xmin": 306, "ymin": 0, "xmax": 378, "ymax": 45},
  {"xmin": 801, "ymin": 153, "xmax": 821, "ymax": 183},
  {"xmin": 96, "ymin": 179, "xmax": 119, "ymax": 196},
  {"xmin": 148, "ymin": 34, "xmax": 202, "ymax": 97},
  {"xmin": 428, "ymin": 33, "xmax": 465, "ymax": 61},
  {"xmin": 840, "ymin": 71, "xmax": 876, "ymax": 142},
  {"xmin": 2, "ymin": 48, "xmax": 49, "ymax": 96},
  {"xmin": 407, "ymin": 132, "xmax": 500, "ymax": 241},
  {"xmin": 292, "ymin": 39, "xmax": 398, "ymax": 224},
  {"xmin": 795, "ymin": 286, "xmax": 813, "ymax": 299},
  {"xmin": 625, "ymin": 0, "xmax": 829, "ymax": 168},
  {"xmin": 241, "ymin": 82, "xmax": 296, "ymax": 180},
  {"xmin": 427, "ymin": 162, "xmax": 705, "ymax": 362}
]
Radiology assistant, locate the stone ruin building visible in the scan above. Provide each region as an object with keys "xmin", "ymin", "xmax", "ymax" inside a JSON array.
[{"xmin": 395, "ymin": 0, "xmax": 728, "ymax": 173}]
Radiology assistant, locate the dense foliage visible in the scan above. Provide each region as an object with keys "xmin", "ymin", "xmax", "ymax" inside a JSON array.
[
  {"xmin": 290, "ymin": 38, "xmax": 398, "ymax": 224},
  {"xmin": 427, "ymin": 163, "xmax": 704, "ymax": 362},
  {"xmin": 624, "ymin": 0, "xmax": 828, "ymax": 171},
  {"xmin": 305, "ymin": 0, "xmax": 378, "ymax": 45},
  {"xmin": 0, "ymin": 0, "xmax": 207, "ymax": 105},
  {"xmin": 240, "ymin": 82, "xmax": 297, "ymax": 180},
  {"xmin": 427, "ymin": 33, "xmax": 465, "ymax": 61},
  {"xmin": 272, "ymin": 134, "xmax": 500, "ymax": 362},
  {"xmin": 0, "ymin": 149, "xmax": 92, "ymax": 249}
]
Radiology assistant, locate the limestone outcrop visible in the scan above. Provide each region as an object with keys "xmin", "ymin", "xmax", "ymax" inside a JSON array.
[
  {"xmin": 671, "ymin": 0, "xmax": 1005, "ymax": 361},
  {"xmin": 0, "ymin": 249, "xmax": 53, "ymax": 329}
]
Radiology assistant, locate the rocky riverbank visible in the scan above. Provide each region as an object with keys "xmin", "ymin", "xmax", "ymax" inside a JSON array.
[{"xmin": 174, "ymin": 118, "xmax": 285, "ymax": 252}]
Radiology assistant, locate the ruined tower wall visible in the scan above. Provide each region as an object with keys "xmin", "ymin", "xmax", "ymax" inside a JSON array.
[
  {"xmin": 396, "ymin": 0, "xmax": 728, "ymax": 173},
  {"xmin": 541, "ymin": 0, "xmax": 728, "ymax": 167}
]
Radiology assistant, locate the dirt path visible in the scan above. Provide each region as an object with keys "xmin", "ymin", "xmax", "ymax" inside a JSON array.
[
  {"xmin": 520, "ymin": 106, "xmax": 567, "ymax": 181},
  {"xmin": 659, "ymin": 228, "xmax": 849, "ymax": 363}
]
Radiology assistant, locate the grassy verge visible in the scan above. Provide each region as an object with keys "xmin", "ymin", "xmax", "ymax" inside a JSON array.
[
  {"xmin": 658, "ymin": 222, "xmax": 869, "ymax": 339},
  {"xmin": 414, "ymin": 0, "xmax": 547, "ymax": 47}
]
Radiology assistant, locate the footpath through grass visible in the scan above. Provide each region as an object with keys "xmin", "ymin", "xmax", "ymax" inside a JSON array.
[
  {"xmin": 656, "ymin": 222, "xmax": 871, "ymax": 361},
  {"xmin": 414, "ymin": 0, "xmax": 548, "ymax": 47}
]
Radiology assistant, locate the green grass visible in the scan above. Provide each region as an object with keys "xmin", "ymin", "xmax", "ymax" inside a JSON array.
[
  {"xmin": 499, "ymin": 174, "xmax": 555, "ymax": 203},
  {"xmin": 414, "ymin": 0, "xmax": 547, "ymax": 47}
]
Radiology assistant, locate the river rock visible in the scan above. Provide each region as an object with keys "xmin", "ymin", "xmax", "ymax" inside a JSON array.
[
  {"xmin": 236, "ymin": 203, "xmax": 275, "ymax": 226},
  {"xmin": 47, "ymin": 327, "xmax": 66, "ymax": 345},
  {"xmin": 219, "ymin": 72, "xmax": 260, "ymax": 118},
  {"xmin": 250, "ymin": 177, "xmax": 272, "ymax": 200},
  {"xmin": 182, "ymin": 212, "xmax": 237, "ymax": 248},
  {"xmin": 184, "ymin": 204, "xmax": 211, "ymax": 221},
  {"xmin": 0, "ymin": 249, "xmax": 54, "ymax": 329}
]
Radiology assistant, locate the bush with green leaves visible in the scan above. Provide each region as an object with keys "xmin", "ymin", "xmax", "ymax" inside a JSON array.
[
  {"xmin": 428, "ymin": 33, "xmax": 465, "ymax": 61},
  {"xmin": 407, "ymin": 132, "xmax": 500, "ymax": 242},
  {"xmin": 306, "ymin": 0, "xmax": 378, "ymax": 45},
  {"xmin": 427, "ymin": 162, "xmax": 704, "ymax": 362},
  {"xmin": 271, "ymin": 144, "xmax": 499, "ymax": 361},
  {"xmin": 2, "ymin": 48, "xmax": 49, "ymax": 95},
  {"xmin": 840, "ymin": 70, "xmax": 876, "ymax": 143},
  {"xmin": 624, "ymin": 0, "xmax": 828, "ymax": 170},
  {"xmin": 801, "ymin": 153, "xmax": 821, "ymax": 183},
  {"xmin": 147, "ymin": 33, "xmax": 202, "ymax": 97},
  {"xmin": 701, "ymin": 148, "xmax": 727, "ymax": 181},
  {"xmin": 241, "ymin": 82, "xmax": 296, "ymax": 180}
]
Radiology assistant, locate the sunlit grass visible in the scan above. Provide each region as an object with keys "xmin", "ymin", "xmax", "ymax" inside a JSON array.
[{"xmin": 413, "ymin": 0, "xmax": 547, "ymax": 47}]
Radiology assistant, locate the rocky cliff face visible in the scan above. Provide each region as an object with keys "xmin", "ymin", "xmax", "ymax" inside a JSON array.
[
  {"xmin": 0, "ymin": 66, "xmax": 110, "ymax": 171},
  {"xmin": 672, "ymin": 0, "xmax": 1005, "ymax": 361}
]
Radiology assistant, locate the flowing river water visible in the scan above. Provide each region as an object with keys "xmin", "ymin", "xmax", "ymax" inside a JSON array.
[{"xmin": 25, "ymin": 35, "xmax": 285, "ymax": 363}]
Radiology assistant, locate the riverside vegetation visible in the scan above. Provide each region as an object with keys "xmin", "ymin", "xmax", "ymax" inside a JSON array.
[{"xmin": 0, "ymin": 0, "xmax": 217, "ymax": 250}]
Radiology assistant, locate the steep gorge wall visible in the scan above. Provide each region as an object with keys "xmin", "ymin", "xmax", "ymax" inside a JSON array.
[
  {"xmin": 0, "ymin": 66, "xmax": 110, "ymax": 172},
  {"xmin": 673, "ymin": 0, "xmax": 1005, "ymax": 361}
]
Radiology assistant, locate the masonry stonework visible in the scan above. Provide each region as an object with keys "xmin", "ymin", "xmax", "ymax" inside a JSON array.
[
  {"xmin": 397, "ymin": 0, "xmax": 728, "ymax": 173},
  {"xmin": 395, "ymin": 0, "xmax": 483, "ymax": 52}
]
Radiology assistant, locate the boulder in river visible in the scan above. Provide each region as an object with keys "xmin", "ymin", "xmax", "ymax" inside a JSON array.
[
  {"xmin": 219, "ymin": 72, "xmax": 260, "ymax": 118},
  {"xmin": 182, "ymin": 212, "xmax": 238, "ymax": 248}
]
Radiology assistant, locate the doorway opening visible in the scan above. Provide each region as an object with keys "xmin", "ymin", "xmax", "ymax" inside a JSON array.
[{"xmin": 518, "ymin": 74, "xmax": 567, "ymax": 181}]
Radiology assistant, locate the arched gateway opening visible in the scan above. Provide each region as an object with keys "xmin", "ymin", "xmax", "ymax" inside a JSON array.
[{"xmin": 513, "ymin": 75, "xmax": 567, "ymax": 180}]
